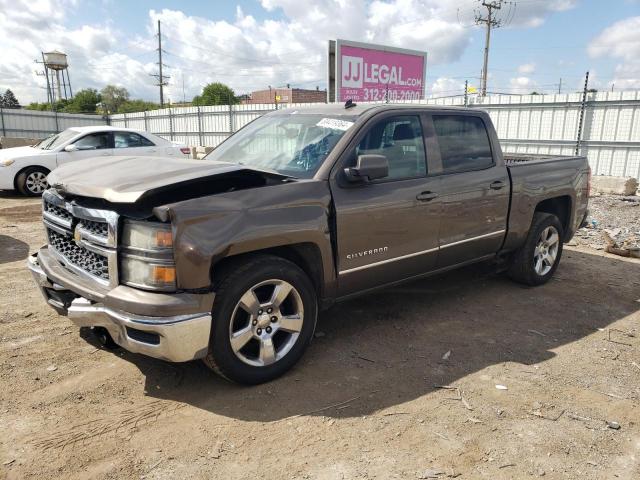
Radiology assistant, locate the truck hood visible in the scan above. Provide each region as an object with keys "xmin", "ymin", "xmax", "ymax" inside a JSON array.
[{"xmin": 47, "ymin": 155, "xmax": 291, "ymax": 204}]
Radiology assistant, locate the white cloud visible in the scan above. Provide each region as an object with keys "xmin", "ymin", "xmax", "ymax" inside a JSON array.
[
  {"xmin": 518, "ymin": 63, "xmax": 535, "ymax": 75},
  {"xmin": 430, "ymin": 77, "xmax": 465, "ymax": 96},
  {"xmin": 509, "ymin": 76, "xmax": 538, "ymax": 94},
  {"xmin": 0, "ymin": 0, "xmax": 586, "ymax": 104},
  {"xmin": 588, "ymin": 16, "xmax": 640, "ymax": 90}
]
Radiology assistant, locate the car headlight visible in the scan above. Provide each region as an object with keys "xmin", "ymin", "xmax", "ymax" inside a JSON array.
[
  {"xmin": 120, "ymin": 220, "xmax": 176, "ymax": 291},
  {"xmin": 1, "ymin": 159, "xmax": 15, "ymax": 167}
]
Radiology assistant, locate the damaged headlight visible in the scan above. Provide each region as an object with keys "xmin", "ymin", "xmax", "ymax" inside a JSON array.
[{"xmin": 120, "ymin": 220, "xmax": 176, "ymax": 291}]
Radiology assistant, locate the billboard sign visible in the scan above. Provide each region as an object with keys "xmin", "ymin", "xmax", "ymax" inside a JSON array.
[{"xmin": 328, "ymin": 39, "xmax": 427, "ymax": 103}]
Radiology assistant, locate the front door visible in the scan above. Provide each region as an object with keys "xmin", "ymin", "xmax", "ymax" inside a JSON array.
[
  {"xmin": 57, "ymin": 132, "xmax": 113, "ymax": 166},
  {"xmin": 428, "ymin": 114, "xmax": 510, "ymax": 268},
  {"xmin": 330, "ymin": 113, "xmax": 442, "ymax": 296}
]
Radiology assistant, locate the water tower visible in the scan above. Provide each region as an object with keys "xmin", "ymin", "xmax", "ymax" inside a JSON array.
[{"xmin": 42, "ymin": 50, "xmax": 73, "ymax": 103}]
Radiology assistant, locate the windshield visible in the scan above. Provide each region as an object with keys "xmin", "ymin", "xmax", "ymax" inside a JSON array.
[
  {"xmin": 38, "ymin": 129, "xmax": 80, "ymax": 150},
  {"xmin": 205, "ymin": 113, "xmax": 357, "ymax": 178}
]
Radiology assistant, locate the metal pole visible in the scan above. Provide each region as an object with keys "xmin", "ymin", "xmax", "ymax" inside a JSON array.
[
  {"xmin": 158, "ymin": 20, "xmax": 165, "ymax": 107},
  {"xmin": 481, "ymin": 11, "xmax": 491, "ymax": 97},
  {"xmin": 66, "ymin": 68, "xmax": 73, "ymax": 97},
  {"xmin": 124, "ymin": 113, "xmax": 128, "ymax": 128},
  {"xmin": 575, "ymin": 71, "xmax": 590, "ymax": 156},
  {"xmin": 229, "ymin": 103, "xmax": 233, "ymax": 133},
  {"xmin": 168, "ymin": 108, "xmax": 174, "ymax": 141},
  {"xmin": 196, "ymin": 106, "xmax": 203, "ymax": 146},
  {"xmin": 464, "ymin": 80, "xmax": 468, "ymax": 107},
  {"xmin": 144, "ymin": 111, "xmax": 148, "ymax": 131},
  {"xmin": 42, "ymin": 52, "xmax": 54, "ymax": 111},
  {"xmin": 0, "ymin": 107, "xmax": 6, "ymax": 137},
  {"xmin": 558, "ymin": 78, "xmax": 562, "ymax": 95},
  {"xmin": 54, "ymin": 110, "xmax": 60, "ymax": 133}
]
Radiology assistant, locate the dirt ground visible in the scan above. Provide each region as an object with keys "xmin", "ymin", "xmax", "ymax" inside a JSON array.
[{"xmin": 1, "ymin": 191, "xmax": 639, "ymax": 480}]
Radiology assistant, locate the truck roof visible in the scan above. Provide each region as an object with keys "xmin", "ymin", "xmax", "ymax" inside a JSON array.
[{"xmin": 275, "ymin": 103, "xmax": 484, "ymax": 116}]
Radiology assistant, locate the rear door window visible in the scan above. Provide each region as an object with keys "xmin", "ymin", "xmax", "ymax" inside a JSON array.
[
  {"xmin": 114, "ymin": 132, "xmax": 155, "ymax": 148},
  {"xmin": 432, "ymin": 115, "xmax": 493, "ymax": 173}
]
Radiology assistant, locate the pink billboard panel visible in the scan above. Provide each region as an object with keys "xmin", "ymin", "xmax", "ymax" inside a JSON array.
[{"xmin": 338, "ymin": 43, "xmax": 426, "ymax": 102}]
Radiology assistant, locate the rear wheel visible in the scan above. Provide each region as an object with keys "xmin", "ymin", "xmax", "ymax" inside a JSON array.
[
  {"xmin": 203, "ymin": 255, "xmax": 317, "ymax": 384},
  {"xmin": 508, "ymin": 212, "xmax": 564, "ymax": 286},
  {"xmin": 16, "ymin": 167, "xmax": 49, "ymax": 196}
]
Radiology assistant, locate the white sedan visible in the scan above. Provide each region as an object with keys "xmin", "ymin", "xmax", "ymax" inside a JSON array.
[{"xmin": 0, "ymin": 126, "xmax": 191, "ymax": 196}]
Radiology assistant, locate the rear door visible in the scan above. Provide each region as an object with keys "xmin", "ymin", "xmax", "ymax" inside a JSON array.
[
  {"xmin": 428, "ymin": 113, "xmax": 509, "ymax": 268},
  {"xmin": 113, "ymin": 131, "xmax": 159, "ymax": 156},
  {"xmin": 56, "ymin": 132, "xmax": 113, "ymax": 166},
  {"xmin": 330, "ymin": 111, "xmax": 442, "ymax": 296}
]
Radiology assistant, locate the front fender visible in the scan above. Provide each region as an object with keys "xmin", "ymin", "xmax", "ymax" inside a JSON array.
[{"xmin": 157, "ymin": 180, "xmax": 335, "ymax": 291}]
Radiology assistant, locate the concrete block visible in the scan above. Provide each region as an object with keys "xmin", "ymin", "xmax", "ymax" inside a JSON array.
[
  {"xmin": 591, "ymin": 175, "xmax": 638, "ymax": 196},
  {"xmin": 195, "ymin": 146, "xmax": 214, "ymax": 155},
  {"xmin": 0, "ymin": 137, "xmax": 41, "ymax": 149}
]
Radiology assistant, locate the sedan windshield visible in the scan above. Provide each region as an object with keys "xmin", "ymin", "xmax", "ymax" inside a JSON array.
[
  {"xmin": 38, "ymin": 129, "xmax": 80, "ymax": 150},
  {"xmin": 205, "ymin": 113, "xmax": 357, "ymax": 178}
]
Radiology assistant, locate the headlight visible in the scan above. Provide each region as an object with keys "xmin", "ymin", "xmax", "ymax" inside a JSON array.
[
  {"xmin": 1, "ymin": 159, "xmax": 15, "ymax": 167},
  {"xmin": 120, "ymin": 220, "xmax": 176, "ymax": 291}
]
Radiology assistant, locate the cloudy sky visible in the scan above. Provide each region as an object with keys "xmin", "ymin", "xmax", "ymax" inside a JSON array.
[{"xmin": 0, "ymin": 0, "xmax": 638, "ymax": 105}]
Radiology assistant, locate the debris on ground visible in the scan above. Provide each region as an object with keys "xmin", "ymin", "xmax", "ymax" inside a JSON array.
[{"xmin": 574, "ymin": 194, "xmax": 640, "ymax": 256}]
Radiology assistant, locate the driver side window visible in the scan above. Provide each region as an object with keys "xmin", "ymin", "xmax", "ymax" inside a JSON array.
[
  {"xmin": 74, "ymin": 133, "xmax": 110, "ymax": 150},
  {"xmin": 355, "ymin": 115, "xmax": 427, "ymax": 180}
]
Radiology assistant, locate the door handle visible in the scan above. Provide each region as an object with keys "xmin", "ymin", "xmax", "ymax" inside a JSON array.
[
  {"xmin": 416, "ymin": 191, "xmax": 438, "ymax": 201},
  {"xmin": 490, "ymin": 181, "xmax": 506, "ymax": 190}
]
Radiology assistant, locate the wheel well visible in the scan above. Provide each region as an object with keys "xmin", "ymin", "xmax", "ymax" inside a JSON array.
[
  {"xmin": 534, "ymin": 196, "xmax": 571, "ymax": 235},
  {"xmin": 13, "ymin": 165, "xmax": 50, "ymax": 190},
  {"xmin": 211, "ymin": 243, "xmax": 324, "ymax": 297}
]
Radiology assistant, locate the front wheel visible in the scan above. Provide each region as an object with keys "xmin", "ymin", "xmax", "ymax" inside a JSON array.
[
  {"xmin": 508, "ymin": 212, "xmax": 564, "ymax": 286},
  {"xmin": 203, "ymin": 255, "xmax": 317, "ymax": 384},
  {"xmin": 16, "ymin": 167, "xmax": 49, "ymax": 196}
]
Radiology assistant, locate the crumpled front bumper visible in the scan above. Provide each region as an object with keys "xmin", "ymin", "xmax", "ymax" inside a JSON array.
[{"xmin": 27, "ymin": 249, "xmax": 213, "ymax": 362}]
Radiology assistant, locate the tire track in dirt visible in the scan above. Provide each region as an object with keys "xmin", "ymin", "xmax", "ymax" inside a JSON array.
[{"xmin": 29, "ymin": 400, "xmax": 186, "ymax": 452}]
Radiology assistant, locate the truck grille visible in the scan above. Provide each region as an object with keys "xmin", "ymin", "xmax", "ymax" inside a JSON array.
[
  {"xmin": 47, "ymin": 229, "xmax": 110, "ymax": 280},
  {"xmin": 79, "ymin": 219, "xmax": 109, "ymax": 238},
  {"xmin": 42, "ymin": 190, "xmax": 118, "ymax": 287},
  {"xmin": 44, "ymin": 201, "xmax": 73, "ymax": 224}
]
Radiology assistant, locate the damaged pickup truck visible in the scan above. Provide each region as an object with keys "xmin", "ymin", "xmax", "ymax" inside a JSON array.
[{"xmin": 28, "ymin": 103, "xmax": 590, "ymax": 384}]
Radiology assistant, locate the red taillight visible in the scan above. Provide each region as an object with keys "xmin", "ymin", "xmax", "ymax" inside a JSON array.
[{"xmin": 180, "ymin": 147, "xmax": 191, "ymax": 155}]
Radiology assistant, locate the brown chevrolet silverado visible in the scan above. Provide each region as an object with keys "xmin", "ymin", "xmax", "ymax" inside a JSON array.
[{"xmin": 28, "ymin": 103, "xmax": 590, "ymax": 384}]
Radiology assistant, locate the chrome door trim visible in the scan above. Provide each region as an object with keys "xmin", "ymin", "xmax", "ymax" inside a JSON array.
[{"xmin": 338, "ymin": 229, "xmax": 506, "ymax": 275}]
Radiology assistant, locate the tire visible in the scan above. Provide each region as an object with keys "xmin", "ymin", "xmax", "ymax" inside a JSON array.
[
  {"xmin": 508, "ymin": 212, "xmax": 564, "ymax": 286},
  {"xmin": 203, "ymin": 255, "xmax": 318, "ymax": 385},
  {"xmin": 16, "ymin": 167, "xmax": 49, "ymax": 196}
]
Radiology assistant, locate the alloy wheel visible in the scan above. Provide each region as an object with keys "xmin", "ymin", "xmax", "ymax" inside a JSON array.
[{"xmin": 228, "ymin": 279, "xmax": 304, "ymax": 367}]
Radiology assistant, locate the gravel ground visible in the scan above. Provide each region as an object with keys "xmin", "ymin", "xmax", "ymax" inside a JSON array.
[
  {"xmin": 573, "ymin": 194, "xmax": 640, "ymax": 254},
  {"xmin": 1, "ymin": 192, "xmax": 639, "ymax": 480}
]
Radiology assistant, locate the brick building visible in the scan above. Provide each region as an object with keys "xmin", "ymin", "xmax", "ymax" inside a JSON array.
[{"xmin": 242, "ymin": 87, "xmax": 326, "ymax": 104}]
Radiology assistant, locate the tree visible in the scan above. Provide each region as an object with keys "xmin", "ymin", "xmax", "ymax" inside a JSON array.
[
  {"xmin": 117, "ymin": 99, "xmax": 159, "ymax": 113},
  {"xmin": 1, "ymin": 89, "xmax": 21, "ymax": 108},
  {"xmin": 100, "ymin": 85, "xmax": 130, "ymax": 114},
  {"xmin": 63, "ymin": 88, "xmax": 101, "ymax": 113},
  {"xmin": 192, "ymin": 82, "xmax": 238, "ymax": 106}
]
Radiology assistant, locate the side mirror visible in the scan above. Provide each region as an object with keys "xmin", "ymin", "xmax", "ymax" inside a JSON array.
[
  {"xmin": 344, "ymin": 154, "xmax": 389, "ymax": 183},
  {"xmin": 64, "ymin": 144, "xmax": 78, "ymax": 152}
]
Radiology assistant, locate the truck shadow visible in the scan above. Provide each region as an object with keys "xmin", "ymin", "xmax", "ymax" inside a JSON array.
[
  {"xmin": 111, "ymin": 248, "xmax": 639, "ymax": 421},
  {"xmin": 0, "ymin": 234, "xmax": 29, "ymax": 264}
]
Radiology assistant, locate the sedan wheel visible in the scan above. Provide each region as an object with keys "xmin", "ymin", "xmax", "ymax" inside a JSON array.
[{"xmin": 17, "ymin": 167, "xmax": 49, "ymax": 196}]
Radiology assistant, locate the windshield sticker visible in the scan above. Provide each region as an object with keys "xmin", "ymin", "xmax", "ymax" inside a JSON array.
[{"xmin": 316, "ymin": 118, "xmax": 354, "ymax": 131}]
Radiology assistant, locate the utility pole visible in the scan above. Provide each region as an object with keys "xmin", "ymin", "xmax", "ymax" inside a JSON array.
[
  {"xmin": 150, "ymin": 20, "xmax": 169, "ymax": 107},
  {"xmin": 475, "ymin": 1, "xmax": 507, "ymax": 97},
  {"xmin": 558, "ymin": 78, "xmax": 562, "ymax": 95}
]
